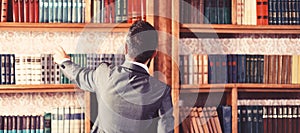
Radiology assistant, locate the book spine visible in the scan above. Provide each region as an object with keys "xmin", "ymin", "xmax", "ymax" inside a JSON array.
[
  {"xmin": 64, "ymin": 107, "xmax": 70, "ymax": 133},
  {"xmin": 39, "ymin": 0, "xmax": 44, "ymax": 22},
  {"xmin": 43, "ymin": 0, "xmax": 49, "ymax": 22},
  {"xmin": 49, "ymin": 0, "xmax": 58, "ymax": 23},
  {"xmin": 227, "ymin": 55, "xmax": 232, "ymax": 83},
  {"xmin": 19, "ymin": 0, "xmax": 24, "ymax": 22},
  {"xmin": 67, "ymin": 0, "xmax": 71, "ymax": 22},
  {"xmin": 30, "ymin": 116, "xmax": 36, "ymax": 133},
  {"xmin": 24, "ymin": 0, "xmax": 30, "ymax": 22},
  {"xmin": 0, "ymin": 0, "xmax": 8, "ymax": 22},
  {"xmin": 51, "ymin": 108, "xmax": 58, "ymax": 133},
  {"xmin": 29, "ymin": 0, "xmax": 35, "ymax": 22},
  {"xmin": 62, "ymin": 0, "xmax": 67, "ymax": 22},
  {"xmin": 57, "ymin": 0, "xmax": 63, "ymax": 22},
  {"xmin": 71, "ymin": 0, "xmax": 77, "ymax": 23},
  {"xmin": 58, "ymin": 107, "xmax": 64, "ymax": 132},
  {"xmin": 49, "ymin": 0, "xmax": 54, "ymax": 23},
  {"xmin": 44, "ymin": 113, "xmax": 51, "ymax": 133}
]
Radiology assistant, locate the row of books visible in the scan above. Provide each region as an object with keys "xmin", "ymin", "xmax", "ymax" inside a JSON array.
[
  {"xmin": 46, "ymin": 107, "xmax": 85, "ymax": 133},
  {"xmin": 0, "ymin": 106, "xmax": 85, "ymax": 133},
  {"xmin": 236, "ymin": 0, "xmax": 300, "ymax": 25},
  {"xmin": 180, "ymin": 0, "xmax": 231, "ymax": 24},
  {"xmin": 3, "ymin": 54, "xmax": 124, "ymax": 85},
  {"xmin": 38, "ymin": 0, "xmax": 86, "ymax": 23},
  {"xmin": 0, "ymin": 0, "xmax": 85, "ymax": 22},
  {"xmin": 60, "ymin": 53, "xmax": 124, "ymax": 84},
  {"xmin": 238, "ymin": 105, "xmax": 300, "ymax": 133},
  {"xmin": 92, "ymin": 0, "xmax": 146, "ymax": 23},
  {"xmin": 0, "ymin": 115, "xmax": 44, "ymax": 132},
  {"xmin": 179, "ymin": 54, "xmax": 298, "ymax": 85},
  {"xmin": 179, "ymin": 106, "xmax": 232, "ymax": 133}
]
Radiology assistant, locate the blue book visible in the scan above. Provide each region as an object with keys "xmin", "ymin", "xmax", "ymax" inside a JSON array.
[
  {"xmin": 220, "ymin": 55, "xmax": 228, "ymax": 83},
  {"xmin": 62, "ymin": 0, "xmax": 68, "ymax": 22},
  {"xmin": 208, "ymin": 55, "xmax": 216, "ymax": 84},
  {"xmin": 257, "ymin": 106, "xmax": 264, "ymax": 133},
  {"xmin": 44, "ymin": 113, "xmax": 51, "ymax": 133},
  {"xmin": 57, "ymin": 0, "xmax": 63, "ymax": 22},
  {"xmin": 49, "ymin": 0, "xmax": 54, "ymax": 22},
  {"xmin": 237, "ymin": 55, "xmax": 246, "ymax": 83},
  {"xmin": 217, "ymin": 106, "xmax": 232, "ymax": 133},
  {"xmin": 227, "ymin": 55, "xmax": 232, "ymax": 83},
  {"xmin": 232, "ymin": 55, "xmax": 238, "ymax": 83},
  {"xmin": 53, "ymin": 0, "xmax": 58, "ymax": 22},
  {"xmin": 39, "ymin": 0, "xmax": 44, "ymax": 22},
  {"xmin": 43, "ymin": 0, "xmax": 49, "ymax": 22}
]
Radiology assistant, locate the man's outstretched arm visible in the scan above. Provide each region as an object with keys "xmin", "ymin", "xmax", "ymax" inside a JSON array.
[{"xmin": 53, "ymin": 47, "xmax": 100, "ymax": 92}]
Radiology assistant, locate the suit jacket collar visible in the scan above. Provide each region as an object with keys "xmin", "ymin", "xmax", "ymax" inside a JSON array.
[{"xmin": 121, "ymin": 61, "xmax": 150, "ymax": 75}]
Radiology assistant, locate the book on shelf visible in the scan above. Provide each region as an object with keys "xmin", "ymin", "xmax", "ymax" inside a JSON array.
[
  {"xmin": 179, "ymin": 106, "xmax": 225, "ymax": 133},
  {"xmin": 179, "ymin": 53, "xmax": 300, "ymax": 85}
]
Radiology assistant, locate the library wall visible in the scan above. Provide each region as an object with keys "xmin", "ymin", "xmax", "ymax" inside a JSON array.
[
  {"xmin": 0, "ymin": 31, "xmax": 127, "ymax": 54},
  {"xmin": 180, "ymin": 35, "xmax": 300, "ymax": 55},
  {"xmin": 0, "ymin": 92, "xmax": 84, "ymax": 115}
]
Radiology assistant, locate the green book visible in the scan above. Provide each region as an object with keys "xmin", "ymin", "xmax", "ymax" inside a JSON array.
[{"xmin": 44, "ymin": 113, "xmax": 51, "ymax": 133}]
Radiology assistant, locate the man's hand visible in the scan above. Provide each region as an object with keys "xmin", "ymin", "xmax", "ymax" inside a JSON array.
[{"xmin": 53, "ymin": 46, "xmax": 70, "ymax": 64}]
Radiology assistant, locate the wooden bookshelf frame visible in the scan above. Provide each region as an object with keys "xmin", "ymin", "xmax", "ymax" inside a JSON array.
[
  {"xmin": 180, "ymin": 83, "xmax": 300, "ymax": 133},
  {"xmin": 180, "ymin": 24, "xmax": 300, "ymax": 34},
  {"xmin": 0, "ymin": 84, "xmax": 82, "ymax": 93},
  {"xmin": 0, "ymin": 23, "xmax": 131, "ymax": 32}
]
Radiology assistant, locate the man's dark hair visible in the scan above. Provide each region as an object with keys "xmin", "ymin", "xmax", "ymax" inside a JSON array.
[{"xmin": 126, "ymin": 20, "xmax": 158, "ymax": 63}]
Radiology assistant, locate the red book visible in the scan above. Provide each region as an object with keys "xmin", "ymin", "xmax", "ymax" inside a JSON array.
[
  {"xmin": 34, "ymin": 0, "xmax": 38, "ymax": 22},
  {"xmin": 142, "ymin": 0, "xmax": 146, "ymax": 20},
  {"xmin": 262, "ymin": 0, "xmax": 268, "ymax": 25},
  {"xmin": 109, "ymin": 0, "xmax": 115, "ymax": 22},
  {"xmin": 256, "ymin": 0, "xmax": 263, "ymax": 25},
  {"xmin": 104, "ymin": 0, "xmax": 109, "ymax": 23},
  {"xmin": 24, "ymin": 0, "xmax": 30, "ymax": 22},
  {"xmin": 12, "ymin": 0, "xmax": 19, "ymax": 22},
  {"xmin": 127, "ymin": 0, "xmax": 132, "ymax": 23},
  {"xmin": 1, "ymin": 0, "xmax": 8, "ymax": 22},
  {"xmin": 18, "ymin": 0, "xmax": 24, "ymax": 22},
  {"xmin": 29, "ymin": 0, "xmax": 34, "ymax": 22}
]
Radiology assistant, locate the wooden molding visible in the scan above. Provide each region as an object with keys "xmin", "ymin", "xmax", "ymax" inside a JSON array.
[
  {"xmin": 0, "ymin": 22, "xmax": 131, "ymax": 32},
  {"xmin": 180, "ymin": 24, "xmax": 300, "ymax": 34},
  {"xmin": 0, "ymin": 84, "xmax": 83, "ymax": 93}
]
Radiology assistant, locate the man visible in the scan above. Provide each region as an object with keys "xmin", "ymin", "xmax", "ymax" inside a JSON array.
[{"xmin": 54, "ymin": 20, "xmax": 174, "ymax": 133}]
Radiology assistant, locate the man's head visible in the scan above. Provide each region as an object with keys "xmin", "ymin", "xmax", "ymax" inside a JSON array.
[{"xmin": 125, "ymin": 20, "xmax": 158, "ymax": 64}]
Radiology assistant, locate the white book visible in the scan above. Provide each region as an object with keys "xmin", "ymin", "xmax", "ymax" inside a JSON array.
[
  {"xmin": 51, "ymin": 107, "xmax": 59, "ymax": 133},
  {"xmin": 80, "ymin": 107, "xmax": 85, "ymax": 133},
  {"xmin": 15, "ymin": 55, "xmax": 22, "ymax": 85},
  {"xmin": 58, "ymin": 107, "xmax": 65, "ymax": 132},
  {"xmin": 64, "ymin": 107, "xmax": 70, "ymax": 133}
]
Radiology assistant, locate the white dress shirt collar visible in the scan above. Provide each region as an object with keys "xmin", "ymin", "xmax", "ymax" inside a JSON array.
[{"xmin": 128, "ymin": 61, "xmax": 149, "ymax": 74}]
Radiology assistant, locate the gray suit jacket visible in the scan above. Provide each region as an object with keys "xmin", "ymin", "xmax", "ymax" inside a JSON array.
[{"xmin": 60, "ymin": 60, "xmax": 174, "ymax": 133}]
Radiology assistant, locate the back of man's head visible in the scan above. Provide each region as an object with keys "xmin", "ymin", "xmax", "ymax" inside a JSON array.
[{"xmin": 126, "ymin": 20, "xmax": 158, "ymax": 64}]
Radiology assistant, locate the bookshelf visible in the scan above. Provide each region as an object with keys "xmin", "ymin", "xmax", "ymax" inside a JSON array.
[
  {"xmin": 1, "ymin": 0, "xmax": 300, "ymax": 132},
  {"xmin": 174, "ymin": 0, "xmax": 300, "ymax": 133}
]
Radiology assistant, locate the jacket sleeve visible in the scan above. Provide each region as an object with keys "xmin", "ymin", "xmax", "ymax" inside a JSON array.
[
  {"xmin": 60, "ymin": 60, "xmax": 110, "ymax": 92},
  {"xmin": 157, "ymin": 87, "xmax": 174, "ymax": 133}
]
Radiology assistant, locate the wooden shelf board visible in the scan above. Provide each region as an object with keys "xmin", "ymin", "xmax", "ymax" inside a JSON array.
[
  {"xmin": 180, "ymin": 24, "xmax": 300, "ymax": 34},
  {"xmin": 180, "ymin": 84, "xmax": 300, "ymax": 93},
  {"xmin": 0, "ymin": 22, "xmax": 131, "ymax": 32},
  {"xmin": 180, "ymin": 84, "xmax": 234, "ymax": 93},
  {"xmin": 236, "ymin": 84, "xmax": 300, "ymax": 92},
  {"xmin": 0, "ymin": 84, "xmax": 83, "ymax": 93}
]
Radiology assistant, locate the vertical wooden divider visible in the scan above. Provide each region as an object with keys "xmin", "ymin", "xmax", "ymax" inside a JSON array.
[
  {"xmin": 231, "ymin": 0, "xmax": 237, "ymax": 24},
  {"xmin": 231, "ymin": 86, "xmax": 238, "ymax": 133},
  {"xmin": 172, "ymin": 0, "xmax": 180, "ymax": 133},
  {"xmin": 85, "ymin": 91, "xmax": 91, "ymax": 133}
]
